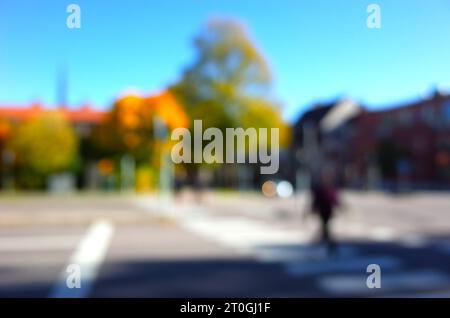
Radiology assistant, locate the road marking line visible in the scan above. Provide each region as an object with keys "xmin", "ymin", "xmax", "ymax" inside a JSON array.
[
  {"xmin": 368, "ymin": 227, "xmax": 396, "ymax": 242},
  {"xmin": 255, "ymin": 245, "xmax": 357, "ymax": 263},
  {"xmin": 398, "ymin": 235, "xmax": 428, "ymax": 248},
  {"xmin": 318, "ymin": 270, "xmax": 450, "ymax": 295},
  {"xmin": 49, "ymin": 220, "xmax": 114, "ymax": 298},
  {"xmin": 182, "ymin": 215, "xmax": 309, "ymax": 250}
]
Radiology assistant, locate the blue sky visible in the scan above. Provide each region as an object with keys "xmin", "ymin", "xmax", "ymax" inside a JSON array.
[{"xmin": 1, "ymin": 0, "xmax": 450, "ymax": 122}]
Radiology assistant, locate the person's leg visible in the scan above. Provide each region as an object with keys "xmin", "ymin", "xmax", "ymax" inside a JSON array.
[
  {"xmin": 321, "ymin": 213, "xmax": 337, "ymax": 257},
  {"xmin": 320, "ymin": 214, "xmax": 330, "ymax": 246}
]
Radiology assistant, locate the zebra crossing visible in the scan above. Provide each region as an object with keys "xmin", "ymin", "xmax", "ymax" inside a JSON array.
[
  {"xmin": 2, "ymin": 195, "xmax": 450, "ymax": 298},
  {"xmin": 177, "ymin": 206, "xmax": 450, "ymax": 297}
]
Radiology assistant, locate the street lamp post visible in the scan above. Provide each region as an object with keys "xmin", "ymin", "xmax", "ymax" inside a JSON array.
[{"xmin": 153, "ymin": 117, "xmax": 174, "ymax": 215}]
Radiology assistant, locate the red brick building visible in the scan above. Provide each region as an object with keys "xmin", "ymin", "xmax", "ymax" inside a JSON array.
[
  {"xmin": 351, "ymin": 91, "xmax": 450, "ymax": 189},
  {"xmin": 292, "ymin": 92, "xmax": 450, "ymax": 190}
]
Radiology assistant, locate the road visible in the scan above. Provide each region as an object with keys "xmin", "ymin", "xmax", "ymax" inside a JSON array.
[{"xmin": 1, "ymin": 191, "xmax": 450, "ymax": 298}]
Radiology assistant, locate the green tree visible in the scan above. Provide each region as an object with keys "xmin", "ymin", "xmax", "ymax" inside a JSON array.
[
  {"xmin": 8, "ymin": 111, "xmax": 78, "ymax": 188},
  {"xmin": 170, "ymin": 18, "xmax": 290, "ymax": 181},
  {"xmin": 171, "ymin": 18, "xmax": 274, "ymax": 125}
]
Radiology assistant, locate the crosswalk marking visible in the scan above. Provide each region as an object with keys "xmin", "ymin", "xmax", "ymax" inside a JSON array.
[
  {"xmin": 368, "ymin": 227, "xmax": 397, "ymax": 242},
  {"xmin": 319, "ymin": 270, "xmax": 450, "ymax": 296},
  {"xmin": 182, "ymin": 216, "xmax": 310, "ymax": 251},
  {"xmin": 253, "ymin": 244, "xmax": 360, "ymax": 263},
  {"xmin": 177, "ymin": 207, "xmax": 450, "ymax": 296},
  {"xmin": 398, "ymin": 235, "xmax": 428, "ymax": 248},
  {"xmin": 132, "ymin": 197, "xmax": 450, "ymax": 297},
  {"xmin": 50, "ymin": 220, "xmax": 114, "ymax": 298}
]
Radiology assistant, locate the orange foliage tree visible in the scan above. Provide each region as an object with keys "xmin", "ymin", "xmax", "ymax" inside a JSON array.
[
  {"xmin": 0, "ymin": 118, "xmax": 11, "ymax": 154},
  {"xmin": 93, "ymin": 90, "xmax": 189, "ymax": 164}
]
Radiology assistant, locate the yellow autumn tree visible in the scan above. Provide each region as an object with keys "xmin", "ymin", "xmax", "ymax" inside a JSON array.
[
  {"xmin": 93, "ymin": 90, "xmax": 188, "ymax": 163},
  {"xmin": 91, "ymin": 90, "xmax": 188, "ymax": 191},
  {"xmin": 8, "ymin": 111, "xmax": 78, "ymax": 188},
  {"xmin": 170, "ymin": 18, "xmax": 290, "ymax": 183}
]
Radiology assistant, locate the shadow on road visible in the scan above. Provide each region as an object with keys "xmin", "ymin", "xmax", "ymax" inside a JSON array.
[{"xmin": 87, "ymin": 234, "xmax": 450, "ymax": 298}]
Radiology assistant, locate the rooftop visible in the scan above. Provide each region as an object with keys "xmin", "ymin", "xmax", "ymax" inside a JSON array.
[{"xmin": 0, "ymin": 105, "xmax": 106, "ymax": 124}]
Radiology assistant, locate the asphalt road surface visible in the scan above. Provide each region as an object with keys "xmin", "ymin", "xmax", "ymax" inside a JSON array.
[{"xmin": 1, "ymin": 191, "xmax": 450, "ymax": 298}]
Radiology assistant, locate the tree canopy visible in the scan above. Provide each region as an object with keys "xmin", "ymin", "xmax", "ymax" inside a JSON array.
[
  {"xmin": 92, "ymin": 90, "xmax": 189, "ymax": 163},
  {"xmin": 8, "ymin": 111, "xmax": 78, "ymax": 187},
  {"xmin": 171, "ymin": 18, "xmax": 290, "ymax": 148}
]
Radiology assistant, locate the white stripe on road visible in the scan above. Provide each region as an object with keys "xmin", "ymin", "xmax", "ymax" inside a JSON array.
[
  {"xmin": 182, "ymin": 216, "xmax": 310, "ymax": 251},
  {"xmin": 318, "ymin": 270, "xmax": 450, "ymax": 296},
  {"xmin": 50, "ymin": 220, "xmax": 114, "ymax": 298},
  {"xmin": 173, "ymin": 204, "xmax": 450, "ymax": 296},
  {"xmin": 398, "ymin": 235, "xmax": 428, "ymax": 248},
  {"xmin": 255, "ymin": 245, "xmax": 357, "ymax": 263},
  {"xmin": 368, "ymin": 227, "xmax": 397, "ymax": 242}
]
